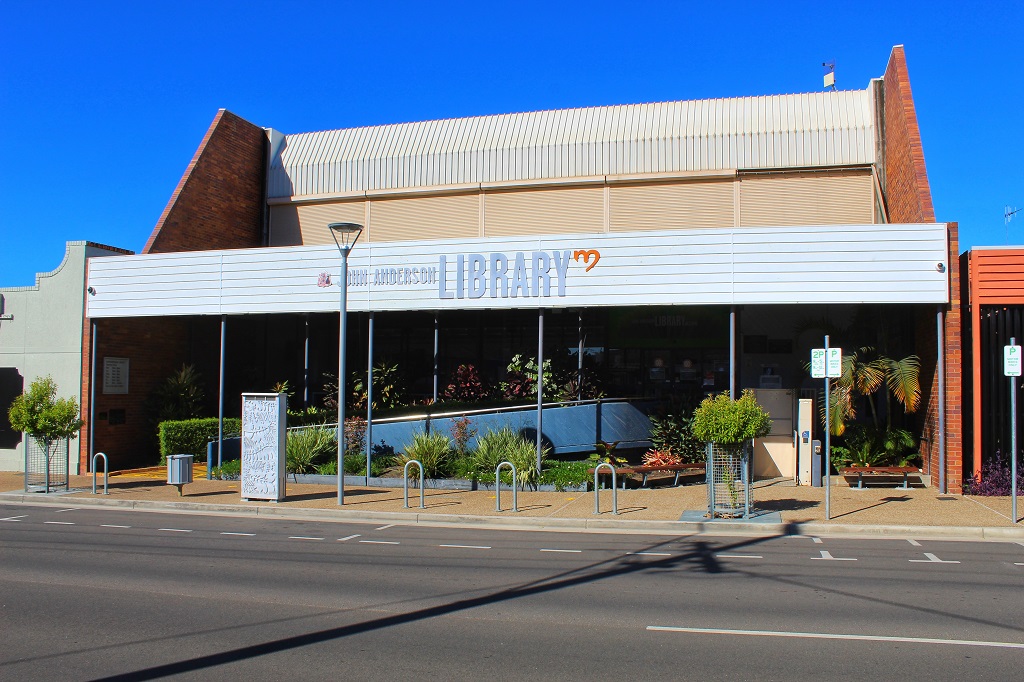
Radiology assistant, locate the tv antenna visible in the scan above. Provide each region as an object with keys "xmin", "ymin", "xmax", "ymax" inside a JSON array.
[
  {"xmin": 1007, "ymin": 205, "xmax": 1022, "ymax": 244},
  {"xmin": 822, "ymin": 61, "xmax": 836, "ymax": 91}
]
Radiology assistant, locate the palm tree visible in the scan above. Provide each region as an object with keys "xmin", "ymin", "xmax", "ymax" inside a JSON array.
[{"xmin": 822, "ymin": 346, "xmax": 920, "ymax": 436}]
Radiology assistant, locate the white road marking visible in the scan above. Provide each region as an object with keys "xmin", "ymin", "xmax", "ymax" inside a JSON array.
[
  {"xmin": 375, "ymin": 524, "xmax": 395, "ymax": 531},
  {"xmin": 337, "ymin": 534, "xmax": 361, "ymax": 542},
  {"xmin": 540, "ymin": 549, "xmax": 582, "ymax": 553},
  {"xmin": 54, "ymin": 508, "xmax": 77, "ymax": 513},
  {"xmin": 1015, "ymin": 563, "xmax": 1024, "ymax": 566},
  {"xmin": 907, "ymin": 539, "xmax": 922, "ymax": 546},
  {"xmin": 44, "ymin": 521, "xmax": 74, "ymax": 525},
  {"xmin": 157, "ymin": 528, "xmax": 192, "ymax": 533},
  {"xmin": 910, "ymin": 552, "xmax": 960, "ymax": 564},
  {"xmin": 288, "ymin": 536, "xmax": 324, "ymax": 541},
  {"xmin": 360, "ymin": 540, "xmax": 399, "ymax": 545},
  {"xmin": 220, "ymin": 532, "xmax": 254, "ymax": 536},
  {"xmin": 715, "ymin": 554, "xmax": 763, "ymax": 559},
  {"xmin": 439, "ymin": 544, "xmax": 491, "ymax": 550},
  {"xmin": 811, "ymin": 537, "xmax": 823, "ymax": 544},
  {"xmin": 810, "ymin": 550, "xmax": 856, "ymax": 561},
  {"xmin": 0, "ymin": 515, "xmax": 27, "ymax": 521},
  {"xmin": 101, "ymin": 524, "xmax": 130, "ymax": 529},
  {"xmin": 646, "ymin": 625, "xmax": 1024, "ymax": 650},
  {"xmin": 628, "ymin": 552, "xmax": 672, "ymax": 557}
]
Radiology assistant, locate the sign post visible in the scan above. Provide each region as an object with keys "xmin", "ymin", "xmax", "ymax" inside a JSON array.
[
  {"xmin": 811, "ymin": 337, "xmax": 843, "ymax": 518},
  {"xmin": 812, "ymin": 339, "xmax": 841, "ymax": 520},
  {"xmin": 1005, "ymin": 339, "xmax": 1021, "ymax": 523}
]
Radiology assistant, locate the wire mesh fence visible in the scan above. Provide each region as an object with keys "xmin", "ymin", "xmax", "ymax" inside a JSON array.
[
  {"xmin": 24, "ymin": 436, "xmax": 70, "ymax": 493},
  {"xmin": 706, "ymin": 442, "xmax": 751, "ymax": 518}
]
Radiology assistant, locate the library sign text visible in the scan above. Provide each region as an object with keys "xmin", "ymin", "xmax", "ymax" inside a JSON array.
[{"xmin": 320, "ymin": 249, "xmax": 600, "ymax": 299}]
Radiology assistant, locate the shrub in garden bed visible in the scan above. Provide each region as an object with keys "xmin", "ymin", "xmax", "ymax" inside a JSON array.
[{"xmin": 158, "ymin": 418, "xmax": 241, "ymax": 464}]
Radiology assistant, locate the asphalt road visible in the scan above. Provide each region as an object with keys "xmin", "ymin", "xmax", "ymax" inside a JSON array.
[{"xmin": 1, "ymin": 502, "xmax": 1023, "ymax": 681}]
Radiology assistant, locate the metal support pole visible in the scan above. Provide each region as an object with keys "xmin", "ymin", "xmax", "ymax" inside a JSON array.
[
  {"xmin": 578, "ymin": 311, "xmax": 584, "ymax": 402},
  {"xmin": 537, "ymin": 308, "xmax": 544, "ymax": 474},
  {"xmin": 824, "ymin": 334, "xmax": 831, "ymax": 521},
  {"xmin": 304, "ymin": 314, "xmax": 310, "ymax": 408},
  {"xmin": 1013, "ymin": 337, "xmax": 1018, "ymax": 524},
  {"xmin": 937, "ymin": 307, "xmax": 946, "ymax": 494},
  {"xmin": 88, "ymin": 320, "xmax": 97, "ymax": 473},
  {"xmin": 338, "ymin": 249, "xmax": 349, "ymax": 505},
  {"xmin": 729, "ymin": 306, "xmax": 737, "ymax": 399},
  {"xmin": 218, "ymin": 315, "xmax": 225, "ymax": 468},
  {"xmin": 744, "ymin": 442, "xmax": 750, "ymax": 519},
  {"xmin": 433, "ymin": 312, "xmax": 439, "ymax": 404},
  {"xmin": 366, "ymin": 312, "xmax": 374, "ymax": 485}
]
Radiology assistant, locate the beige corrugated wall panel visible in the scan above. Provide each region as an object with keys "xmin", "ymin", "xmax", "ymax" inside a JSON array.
[
  {"xmin": 369, "ymin": 194, "xmax": 479, "ymax": 242},
  {"xmin": 285, "ymin": 201, "xmax": 367, "ymax": 245},
  {"xmin": 739, "ymin": 171, "xmax": 873, "ymax": 227},
  {"xmin": 269, "ymin": 91, "xmax": 874, "ymax": 198},
  {"xmin": 609, "ymin": 180, "xmax": 734, "ymax": 231},
  {"xmin": 269, "ymin": 205, "xmax": 302, "ymax": 246},
  {"xmin": 484, "ymin": 187, "xmax": 604, "ymax": 236}
]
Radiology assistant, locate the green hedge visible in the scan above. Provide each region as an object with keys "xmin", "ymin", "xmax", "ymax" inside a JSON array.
[{"xmin": 158, "ymin": 418, "xmax": 241, "ymax": 464}]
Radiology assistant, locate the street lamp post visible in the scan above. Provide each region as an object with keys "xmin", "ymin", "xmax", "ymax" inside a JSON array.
[{"xmin": 328, "ymin": 222, "xmax": 363, "ymax": 505}]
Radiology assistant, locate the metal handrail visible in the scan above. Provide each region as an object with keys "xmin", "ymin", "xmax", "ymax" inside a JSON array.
[
  {"xmin": 593, "ymin": 462, "xmax": 618, "ymax": 515},
  {"xmin": 403, "ymin": 460, "xmax": 424, "ymax": 509},
  {"xmin": 92, "ymin": 452, "xmax": 108, "ymax": 495},
  {"xmin": 495, "ymin": 461, "xmax": 519, "ymax": 512},
  {"xmin": 290, "ymin": 396, "xmax": 643, "ymax": 433}
]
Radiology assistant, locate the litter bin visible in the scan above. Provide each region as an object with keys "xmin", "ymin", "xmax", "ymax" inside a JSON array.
[{"xmin": 167, "ymin": 454, "xmax": 193, "ymax": 495}]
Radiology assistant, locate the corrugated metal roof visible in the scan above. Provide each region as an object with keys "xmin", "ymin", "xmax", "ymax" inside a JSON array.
[{"xmin": 268, "ymin": 90, "xmax": 875, "ymax": 199}]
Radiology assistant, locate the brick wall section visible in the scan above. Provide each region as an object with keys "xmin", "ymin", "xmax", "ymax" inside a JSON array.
[
  {"xmin": 882, "ymin": 47, "xmax": 961, "ymax": 491},
  {"xmin": 80, "ymin": 317, "xmax": 191, "ymax": 471},
  {"xmin": 143, "ymin": 109, "xmax": 266, "ymax": 254},
  {"xmin": 882, "ymin": 46, "xmax": 936, "ymax": 224},
  {"xmin": 79, "ymin": 243, "xmax": 136, "ymax": 469},
  {"xmin": 916, "ymin": 224, "xmax": 962, "ymax": 492}
]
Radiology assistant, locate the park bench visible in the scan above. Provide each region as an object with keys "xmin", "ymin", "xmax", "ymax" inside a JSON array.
[
  {"xmin": 840, "ymin": 466, "xmax": 921, "ymax": 489},
  {"xmin": 587, "ymin": 463, "xmax": 706, "ymax": 489}
]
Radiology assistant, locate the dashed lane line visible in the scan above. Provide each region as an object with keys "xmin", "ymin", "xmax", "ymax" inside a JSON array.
[
  {"xmin": 810, "ymin": 550, "xmax": 856, "ymax": 561},
  {"xmin": 0, "ymin": 515, "xmax": 27, "ymax": 521},
  {"xmin": 715, "ymin": 554, "xmax": 763, "ymax": 559},
  {"xmin": 811, "ymin": 537, "xmax": 823, "ymax": 544},
  {"xmin": 101, "ymin": 524, "xmax": 131, "ymax": 529},
  {"xmin": 628, "ymin": 552, "xmax": 672, "ymax": 557},
  {"xmin": 337, "ymin": 535, "xmax": 361, "ymax": 542},
  {"xmin": 220, "ymin": 532, "xmax": 254, "ymax": 536},
  {"xmin": 360, "ymin": 540, "xmax": 400, "ymax": 545},
  {"xmin": 54, "ymin": 508, "xmax": 78, "ymax": 513},
  {"xmin": 909, "ymin": 552, "xmax": 960, "ymax": 564},
  {"xmin": 907, "ymin": 539, "xmax": 922, "ymax": 546},
  {"xmin": 375, "ymin": 524, "xmax": 395, "ymax": 531},
  {"xmin": 157, "ymin": 528, "xmax": 193, "ymax": 533},
  {"xmin": 540, "ymin": 549, "xmax": 582, "ymax": 553},
  {"xmin": 288, "ymin": 536, "xmax": 324, "ymax": 541},
  {"xmin": 646, "ymin": 625, "xmax": 1024, "ymax": 650},
  {"xmin": 44, "ymin": 521, "xmax": 74, "ymax": 525},
  {"xmin": 439, "ymin": 544, "xmax": 491, "ymax": 550}
]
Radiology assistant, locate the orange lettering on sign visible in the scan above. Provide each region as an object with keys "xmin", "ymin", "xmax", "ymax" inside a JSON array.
[{"xmin": 573, "ymin": 249, "xmax": 600, "ymax": 272}]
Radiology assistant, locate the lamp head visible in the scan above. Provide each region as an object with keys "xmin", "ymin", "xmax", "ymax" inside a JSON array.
[{"xmin": 327, "ymin": 222, "xmax": 363, "ymax": 252}]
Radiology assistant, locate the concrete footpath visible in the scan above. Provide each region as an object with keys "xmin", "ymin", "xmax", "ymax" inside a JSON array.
[{"xmin": 2, "ymin": 469, "xmax": 1023, "ymax": 540}]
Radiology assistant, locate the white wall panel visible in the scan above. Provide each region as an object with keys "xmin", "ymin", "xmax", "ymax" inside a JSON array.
[{"xmin": 86, "ymin": 223, "xmax": 949, "ymax": 319}]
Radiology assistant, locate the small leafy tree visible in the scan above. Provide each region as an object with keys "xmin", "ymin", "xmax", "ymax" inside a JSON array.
[
  {"xmin": 8, "ymin": 375, "xmax": 85, "ymax": 456},
  {"xmin": 691, "ymin": 390, "xmax": 772, "ymax": 445}
]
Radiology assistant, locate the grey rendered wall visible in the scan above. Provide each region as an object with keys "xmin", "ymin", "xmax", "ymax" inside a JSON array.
[{"xmin": 0, "ymin": 242, "xmax": 94, "ymax": 473}]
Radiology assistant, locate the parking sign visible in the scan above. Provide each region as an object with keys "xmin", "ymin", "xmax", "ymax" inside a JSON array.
[
  {"xmin": 826, "ymin": 348, "xmax": 842, "ymax": 378},
  {"xmin": 811, "ymin": 349, "xmax": 826, "ymax": 378},
  {"xmin": 1005, "ymin": 345, "xmax": 1022, "ymax": 377}
]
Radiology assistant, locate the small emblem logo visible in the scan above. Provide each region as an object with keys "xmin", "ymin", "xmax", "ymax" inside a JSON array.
[
  {"xmin": 317, "ymin": 272, "xmax": 332, "ymax": 287},
  {"xmin": 573, "ymin": 249, "xmax": 601, "ymax": 272}
]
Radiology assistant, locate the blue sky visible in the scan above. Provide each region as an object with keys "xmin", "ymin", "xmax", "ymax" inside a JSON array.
[{"xmin": 2, "ymin": 1, "xmax": 1022, "ymax": 287}]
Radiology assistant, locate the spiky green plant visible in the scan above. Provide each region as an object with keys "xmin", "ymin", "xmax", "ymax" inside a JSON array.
[{"xmin": 402, "ymin": 431, "xmax": 452, "ymax": 479}]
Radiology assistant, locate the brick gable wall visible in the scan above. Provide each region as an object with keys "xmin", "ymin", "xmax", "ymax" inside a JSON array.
[
  {"xmin": 883, "ymin": 47, "xmax": 961, "ymax": 491},
  {"xmin": 143, "ymin": 109, "xmax": 265, "ymax": 254}
]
